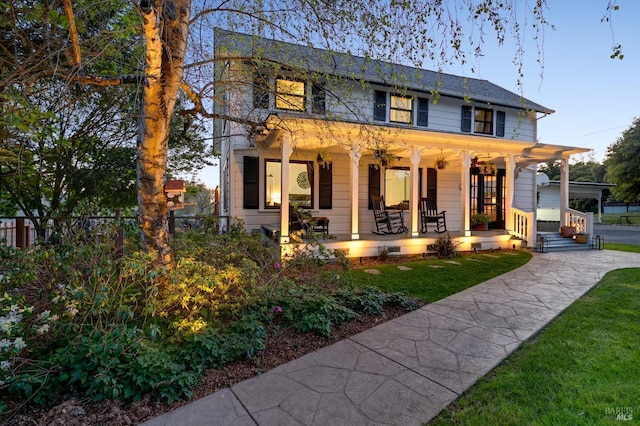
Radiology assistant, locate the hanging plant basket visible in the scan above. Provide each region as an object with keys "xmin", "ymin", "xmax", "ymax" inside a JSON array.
[{"xmin": 435, "ymin": 150, "xmax": 448, "ymax": 170}]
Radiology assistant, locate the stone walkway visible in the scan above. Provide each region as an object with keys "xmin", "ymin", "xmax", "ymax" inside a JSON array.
[{"xmin": 142, "ymin": 250, "xmax": 640, "ymax": 426}]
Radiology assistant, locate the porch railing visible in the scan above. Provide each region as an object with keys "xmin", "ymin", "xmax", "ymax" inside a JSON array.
[
  {"xmin": 511, "ymin": 208, "xmax": 534, "ymax": 246},
  {"xmin": 565, "ymin": 208, "xmax": 593, "ymax": 235}
]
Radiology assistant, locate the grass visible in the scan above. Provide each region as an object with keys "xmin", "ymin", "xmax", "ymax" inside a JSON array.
[
  {"xmin": 430, "ymin": 267, "xmax": 640, "ymax": 425},
  {"xmin": 347, "ymin": 251, "xmax": 531, "ymax": 302},
  {"xmin": 605, "ymin": 242, "xmax": 640, "ymax": 253}
]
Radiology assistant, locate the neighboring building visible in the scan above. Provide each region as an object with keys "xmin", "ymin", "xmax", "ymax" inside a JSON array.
[
  {"xmin": 536, "ymin": 174, "xmax": 615, "ymax": 223},
  {"xmin": 214, "ymin": 29, "xmax": 590, "ymax": 257}
]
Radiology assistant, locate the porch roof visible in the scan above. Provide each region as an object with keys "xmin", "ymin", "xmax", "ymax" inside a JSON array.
[{"xmin": 261, "ymin": 116, "xmax": 590, "ymax": 166}]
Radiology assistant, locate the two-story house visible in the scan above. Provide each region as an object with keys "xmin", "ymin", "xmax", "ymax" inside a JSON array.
[{"xmin": 214, "ymin": 29, "xmax": 591, "ymax": 257}]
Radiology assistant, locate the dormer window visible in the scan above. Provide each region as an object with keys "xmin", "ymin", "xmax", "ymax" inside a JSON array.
[
  {"xmin": 390, "ymin": 95, "xmax": 412, "ymax": 124},
  {"xmin": 276, "ymin": 77, "xmax": 306, "ymax": 111}
]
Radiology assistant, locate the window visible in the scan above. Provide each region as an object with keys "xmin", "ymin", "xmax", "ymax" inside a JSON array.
[
  {"xmin": 390, "ymin": 95, "xmax": 412, "ymax": 124},
  {"xmin": 265, "ymin": 160, "xmax": 313, "ymax": 209},
  {"xmin": 474, "ymin": 107, "xmax": 493, "ymax": 134},
  {"xmin": 461, "ymin": 106, "xmax": 496, "ymax": 135},
  {"xmin": 417, "ymin": 97, "xmax": 429, "ymax": 127},
  {"xmin": 384, "ymin": 167, "xmax": 410, "ymax": 206},
  {"xmin": 374, "ymin": 90, "xmax": 386, "ymax": 121},
  {"xmin": 312, "ymin": 83, "xmax": 326, "ymax": 114},
  {"xmin": 275, "ymin": 77, "xmax": 306, "ymax": 111},
  {"xmin": 253, "ymin": 72, "xmax": 269, "ymax": 109}
]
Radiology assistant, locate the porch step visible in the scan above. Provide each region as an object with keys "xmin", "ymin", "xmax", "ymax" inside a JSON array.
[{"xmin": 534, "ymin": 232, "xmax": 603, "ymax": 253}]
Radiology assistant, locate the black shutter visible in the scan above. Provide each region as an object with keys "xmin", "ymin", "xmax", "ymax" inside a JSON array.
[
  {"xmin": 312, "ymin": 83, "xmax": 326, "ymax": 114},
  {"xmin": 368, "ymin": 164, "xmax": 381, "ymax": 209},
  {"xmin": 417, "ymin": 97, "xmax": 429, "ymax": 127},
  {"xmin": 318, "ymin": 162, "xmax": 332, "ymax": 209},
  {"xmin": 461, "ymin": 105, "xmax": 472, "ymax": 132},
  {"xmin": 374, "ymin": 90, "xmax": 386, "ymax": 121},
  {"xmin": 243, "ymin": 156, "xmax": 259, "ymax": 209},
  {"xmin": 496, "ymin": 110, "xmax": 506, "ymax": 137},
  {"xmin": 253, "ymin": 72, "xmax": 269, "ymax": 109},
  {"xmin": 427, "ymin": 167, "xmax": 437, "ymax": 202}
]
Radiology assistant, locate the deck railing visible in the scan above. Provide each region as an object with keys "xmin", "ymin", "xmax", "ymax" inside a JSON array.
[
  {"xmin": 565, "ymin": 208, "xmax": 593, "ymax": 235},
  {"xmin": 511, "ymin": 208, "xmax": 535, "ymax": 246}
]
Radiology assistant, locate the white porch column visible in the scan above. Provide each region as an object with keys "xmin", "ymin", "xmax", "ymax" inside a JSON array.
[
  {"xmin": 504, "ymin": 154, "xmax": 516, "ymax": 231},
  {"xmin": 349, "ymin": 144, "xmax": 361, "ymax": 240},
  {"xmin": 279, "ymin": 133, "xmax": 293, "ymax": 244},
  {"xmin": 409, "ymin": 146, "xmax": 422, "ymax": 237},
  {"xmin": 460, "ymin": 150, "xmax": 472, "ymax": 236},
  {"xmin": 559, "ymin": 158, "xmax": 569, "ymax": 227},
  {"xmin": 597, "ymin": 192, "xmax": 603, "ymax": 223}
]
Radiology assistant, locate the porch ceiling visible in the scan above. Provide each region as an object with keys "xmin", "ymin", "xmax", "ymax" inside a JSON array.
[{"xmin": 262, "ymin": 116, "xmax": 590, "ymax": 165}]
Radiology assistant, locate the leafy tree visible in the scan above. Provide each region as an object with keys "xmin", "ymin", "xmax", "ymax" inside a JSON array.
[
  {"xmin": 605, "ymin": 117, "xmax": 640, "ymax": 203},
  {"xmin": 0, "ymin": 83, "xmax": 139, "ymax": 237}
]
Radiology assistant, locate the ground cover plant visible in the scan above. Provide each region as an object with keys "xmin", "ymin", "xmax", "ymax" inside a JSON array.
[
  {"xmin": 430, "ymin": 267, "xmax": 640, "ymax": 425},
  {"xmin": 0, "ymin": 220, "xmax": 419, "ymax": 422}
]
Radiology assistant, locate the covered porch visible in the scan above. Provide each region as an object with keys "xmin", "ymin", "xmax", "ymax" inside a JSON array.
[{"xmin": 258, "ymin": 117, "xmax": 590, "ymax": 257}]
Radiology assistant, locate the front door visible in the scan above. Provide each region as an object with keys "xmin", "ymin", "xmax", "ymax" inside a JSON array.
[{"xmin": 471, "ymin": 168, "xmax": 506, "ymax": 229}]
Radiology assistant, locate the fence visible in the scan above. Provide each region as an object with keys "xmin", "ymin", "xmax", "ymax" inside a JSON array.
[{"xmin": 0, "ymin": 214, "xmax": 231, "ymax": 251}]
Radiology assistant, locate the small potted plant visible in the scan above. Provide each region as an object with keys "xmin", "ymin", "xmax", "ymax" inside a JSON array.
[{"xmin": 471, "ymin": 212, "xmax": 491, "ymax": 231}]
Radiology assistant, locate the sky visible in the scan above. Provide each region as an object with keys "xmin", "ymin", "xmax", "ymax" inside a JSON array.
[{"xmin": 196, "ymin": 1, "xmax": 640, "ymax": 188}]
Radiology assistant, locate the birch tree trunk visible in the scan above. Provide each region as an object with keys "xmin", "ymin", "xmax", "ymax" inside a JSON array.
[{"xmin": 137, "ymin": 0, "xmax": 190, "ymax": 268}]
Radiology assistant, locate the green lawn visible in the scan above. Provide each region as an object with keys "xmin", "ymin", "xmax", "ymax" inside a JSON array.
[
  {"xmin": 347, "ymin": 251, "xmax": 531, "ymax": 302},
  {"xmin": 430, "ymin": 267, "xmax": 640, "ymax": 425},
  {"xmin": 605, "ymin": 242, "xmax": 640, "ymax": 253}
]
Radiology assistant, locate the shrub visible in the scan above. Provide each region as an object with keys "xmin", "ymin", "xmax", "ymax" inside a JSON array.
[
  {"xmin": 428, "ymin": 232, "xmax": 460, "ymax": 258},
  {"xmin": 0, "ymin": 216, "xmax": 419, "ymax": 418}
]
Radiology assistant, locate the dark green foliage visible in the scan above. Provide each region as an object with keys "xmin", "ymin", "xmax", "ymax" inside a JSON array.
[
  {"xmin": 605, "ymin": 117, "xmax": 640, "ymax": 203},
  {"xmin": 0, "ymin": 222, "xmax": 418, "ymax": 417}
]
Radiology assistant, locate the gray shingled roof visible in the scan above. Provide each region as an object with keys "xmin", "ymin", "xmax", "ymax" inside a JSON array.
[{"xmin": 214, "ymin": 28, "xmax": 553, "ymax": 114}]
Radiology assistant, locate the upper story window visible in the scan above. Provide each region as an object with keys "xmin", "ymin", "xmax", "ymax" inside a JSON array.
[
  {"xmin": 461, "ymin": 105, "xmax": 505, "ymax": 137},
  {"xmin": 474, "ymin": 107, "xmax": 493, "ymax": 134},
  {"xmin": 390, "ymin": 95, "xmax": 412, "ymax": 124},
  {"xmin": 275, "ymin": 77, "xmax": 306, "ymax": 111}
]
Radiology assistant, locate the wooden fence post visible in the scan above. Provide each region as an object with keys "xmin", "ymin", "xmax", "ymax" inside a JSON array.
[
  {"xmin": 16, "ymin": 217, "xmax": 25, "ymax": 249},
  {"xmin": 114, "ymin": 209, "xmax": 124, "ymax": 259},
  {"xmin": 169, "ymin": 210, "xmax": 175, "ymax": 236}
]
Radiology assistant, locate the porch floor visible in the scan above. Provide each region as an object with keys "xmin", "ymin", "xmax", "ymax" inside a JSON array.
[{"xmin": 281, "ymin": 229, "xmax": 516, "ymax": 258}]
